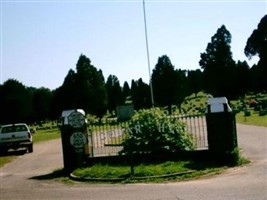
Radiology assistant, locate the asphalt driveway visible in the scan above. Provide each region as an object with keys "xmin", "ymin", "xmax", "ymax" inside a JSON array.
[{"xmin": 0, "ymin": 124, "xmax": 266, "ymax": 200}]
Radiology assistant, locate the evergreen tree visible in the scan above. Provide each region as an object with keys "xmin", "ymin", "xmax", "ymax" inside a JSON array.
[
  {"xmin": 199, "ymin": 25, "xmax": 236, "ymax": 99},
  {"xmin": 187, "ymin": 69, "xmax": 203, "ymax": 97},
  {"xmin": 235, "ymin": 61, "xmax": 250, "ymax": 96},
  {"xmin": 32, "ymin": 87, "xmax": 53, "ymax": 121},
  {"xmin": 52, "ymin": 54, "xmax": 107, "ymax": 119},
  {"xmin": 152, "ymin": 55, "xmax": 187, "ymax": 114},
  {"xmin": 122, "ymin": 81, "xmax": 130, "ymax": 100},
  {"xmin": 105, "ymin": 75, "xmax": 124, "ymax": 113},
  {"xmin": 131, "ymin": 78, "xmax": 151, "ymax": 110}
]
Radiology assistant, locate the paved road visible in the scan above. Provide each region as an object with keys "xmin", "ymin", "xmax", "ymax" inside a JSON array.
[{"xmin": 0, "ymin": 124, "xmax": 266, "ymax": 200}]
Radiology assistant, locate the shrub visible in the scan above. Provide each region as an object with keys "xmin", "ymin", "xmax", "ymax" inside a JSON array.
[
  {"xmin": 259, "ymin": 109, "xmax": 267, "ymax": 116},
  {"xmin": 228, "ymin": 148, "xmax": 250, "ymax": 166},
  {"xmin": 120, "ymin": 108, "xmax": 194, "ymax": 156},
  {"xmin": 244, "ymin": 110, "xmax": 251, "ymax": 117},
  {"xmin": 248, "ymin": 100, "xmax": 258, "ymax": 108}
]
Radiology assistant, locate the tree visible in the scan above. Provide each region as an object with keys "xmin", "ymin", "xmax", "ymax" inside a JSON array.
[
  {"xmin": 52, "ymin": 54, "xmax": 108, "ymax": 120},
  {"xmin": 175, "ymin": 69, "xmax": 189, "ymax": 112},
  {"xmin": 32, "ymin": 87, "xmax": 53, "ymax": 121},
  {"xmin": 245, "ymin": 15, "xmax": 267, "ymax": 91},
  {"xmin": 248, "ymin": 64, "xmax": 261, "ymax": 92},
  {"xmin": 52, "ymin": 69, "xmax": 78, "ymax": 116},
  {"xmin": 131, "ymin": 78, "xmax": 151, "ymax": 110},
  {"xmin": 75, "ymin": 55, "xmax": 107, "ymax": 117},
  {"xmin": 235, "ymin": 61, "xmax": 250, "ymax": 96},
  {"xmin": 105, "ymin": 75, "xmax": 124, "ymax": 113},
  {"xmin": 152, "ymin": 55, "xmax": 187, "ymax": 114},
  {"xmin": 122, "ymin": 81, "xmax": 130, "ymax": 100},
  {"xmin": 187, "ymin": 69, "xmax": 203, "ymax": 97},
  {"xmin": 0, "ymin": 79, "xmax": 33, "ymax": 123},
  {"xmin": 199, "ymin": 25, "xmax": 236, "ymax": 99}
]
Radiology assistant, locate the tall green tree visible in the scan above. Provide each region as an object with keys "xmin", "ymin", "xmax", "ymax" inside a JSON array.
[
  {"xmin": 248, "ymin": 64, "xmax": 261, "ymax": 92},
  {"xmin": 175, "ymin": 69, "xmax": 189, "ymax": 112},
  {"xmin": 152, "ymin": 55, "xmax": 176, "ymax": 110},
  {"xmin": 199, "ymin": 25, "xmax": 236, "ymax": 99},
  {"xmin": 152, "ymin": 55, "xmax": 187, "ymax": 114},
  {"xmin": 75, "ymin": 55, "xmax": 107, "ymax": 118},
  {"xmin": 105, "ymin": 75, "xmax": 124, "ymax": 113},
  {"xmin": 187, "ymin": 69, "xmax": 204, "ymax": 97},
  {"xmin": 52, "ymin": 55, "xmax": 108, "ymax": 119},
  {"xmin": 131, "ymin": 78, "xmax": 151, "ymax": 110},
  {"xmin": 122, "ymin": 81, "xmax": 130, "ymax": 100},
  {"xmin": 235, "ymin": 61, "xmax": 250, "ymax": 96},
  {"xmin": 0, "ymin": 79, "xmax": 33, "ymax": 123},
  {"xmin": 52, "ymin": 69, "xmax": 78, "ymax": 114},
  {"xmin": 32, "ymin": 87, "xmax": 53, "ymax": 121},
  {"xmin": 245, "ymin": 15, "xmax": 267, "ymax": 91}
]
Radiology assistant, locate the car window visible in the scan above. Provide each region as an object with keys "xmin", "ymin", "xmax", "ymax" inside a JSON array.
[
  {"xmin": 15, "ymin": 125, "xmax": 27, "ymax": 132},
  {"xmin": 1, "ymin": 125, "xmax": 27, "ymax": 133},
  {"xmin": 1, "ymin": 127, "xmax": 13, "ymax": 133}
]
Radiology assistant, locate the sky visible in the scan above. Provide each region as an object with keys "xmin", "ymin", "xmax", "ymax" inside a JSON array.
[{"xmin": 0, "ymin": 0, "xmax": 266, "ymax": 90}]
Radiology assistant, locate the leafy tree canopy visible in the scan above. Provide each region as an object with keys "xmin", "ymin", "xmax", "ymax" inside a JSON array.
[
  {"xmin": 0, "ymin": 79, "xmax": 33, "ymax": 123},
  {"xmin": 32, "ymin": 87, "xmax": 53, "ymax": 121},
  {"xmin": 245, "ymin": 15, "xmax": 267, "ymax": 59},
  {"xmin": 245, "ymin": 15, "xmax": 267, "ymax": 91}
]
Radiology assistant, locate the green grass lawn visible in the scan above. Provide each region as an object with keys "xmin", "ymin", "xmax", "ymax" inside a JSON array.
[
  {"xmin": 180, "ymin": 92, "xmax": 267, "ymax": 127},
  {"xmin": 72, "ymin": 160, "xmax": 227, "ymax": 183},
  {"xmin": 236, "ymin": 110, "xmax": 267, "ymax": 127},
  {"xmin": 32, "ymin": 127, "xmax": 61, "ymax": 143},
  {"xmin": 231, "ymin": 93, "xmax": 267, "ymax": 127}
]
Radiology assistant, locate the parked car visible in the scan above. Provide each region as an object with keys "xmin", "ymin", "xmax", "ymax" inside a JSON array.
[{"xmin": 0, "ymin": 123, "xmax": 33, "ymax": 153}]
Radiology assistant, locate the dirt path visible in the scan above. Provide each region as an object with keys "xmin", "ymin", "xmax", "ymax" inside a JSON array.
[{"xmin": 0, "ymin": 124, "xmax": 266, "ymax": 200}]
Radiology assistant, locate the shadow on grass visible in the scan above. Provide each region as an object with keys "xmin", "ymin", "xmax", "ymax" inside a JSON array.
[{"xmin": 183, "ymin": 160, "xmax": 227, "ymax": 171}]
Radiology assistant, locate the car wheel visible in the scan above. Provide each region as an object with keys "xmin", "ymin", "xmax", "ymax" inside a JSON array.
[
  {"xmin": 0, "ymin": 148, "xmax": 8, "ymax": 155},
  {"xmin": 28, "ymin": 144, "xmax": 33, "ymax": 153}
]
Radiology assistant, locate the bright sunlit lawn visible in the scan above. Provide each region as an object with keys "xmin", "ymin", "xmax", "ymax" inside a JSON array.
[
  {"xmin": 72, "ymin": 160, "xmax": 230, "ymax": 183},
  {"xmin": 236, "ymin": 110, "xmax": 267, "ymax": 127},
  {"xmin": 32, "ymin": 127, "xmax": 61, "ymax": 143}
]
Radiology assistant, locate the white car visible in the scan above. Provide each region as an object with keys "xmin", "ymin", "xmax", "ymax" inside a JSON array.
[{"xmin": 0, "ymin": 123, "xmax": 33, "ymax": 153}]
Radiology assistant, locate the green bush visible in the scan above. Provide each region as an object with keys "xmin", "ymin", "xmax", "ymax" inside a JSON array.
[
  {"xmin": 259, "ymin": 109, "xmax": 267, "ymax": 116},
  {"xmin": 120, "ymin": 108, "xmax": 194, "ymax": 156},
  {"xmin": 244, "ymin": 110, "xmax": 251, "ymax": 117},
  {"xmin": 228, "ymin": 148, "xmax": 250, "ymax": 166}
]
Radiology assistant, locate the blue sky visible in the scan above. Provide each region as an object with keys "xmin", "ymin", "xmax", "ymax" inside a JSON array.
[{"xmin": 1, "ymin": 0, "xmax": 266, "ymax": 90}]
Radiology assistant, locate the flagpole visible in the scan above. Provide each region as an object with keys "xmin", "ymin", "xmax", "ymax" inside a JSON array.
[{"xmin": 143, "ymin": 0, "xmax": 155, "ymax": 108}]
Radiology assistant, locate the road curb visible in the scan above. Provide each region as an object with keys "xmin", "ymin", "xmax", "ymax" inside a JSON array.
[{"xmin": 69, "ymin": 170, "xmax": 196, "ymax": 182}]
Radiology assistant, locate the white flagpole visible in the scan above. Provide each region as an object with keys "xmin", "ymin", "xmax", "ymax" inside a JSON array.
[{"xmin": 143, "ymin": 0, "xmax": 155, "ymax": 107}]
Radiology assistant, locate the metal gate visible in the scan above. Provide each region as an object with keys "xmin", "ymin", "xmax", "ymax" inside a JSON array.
[{"xmin": 87, "ymin": 115, "xmax": 208, "ymax": 157}]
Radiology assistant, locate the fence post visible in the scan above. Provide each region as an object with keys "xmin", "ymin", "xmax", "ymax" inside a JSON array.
[
  {"xmin": 60, "ymin": 109, "xmax": 88, "ymax": 173},
  {"xmin": 206, "ymin": 97, "xmax": 238, "ymax": 161},
  {"xmin": 88, "ymin": 126, "xmax": 94, "ymax": 158}
]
